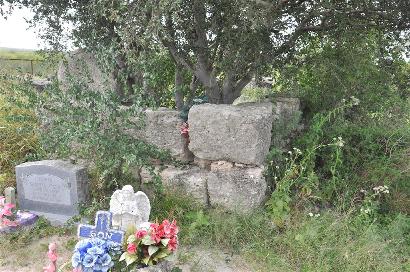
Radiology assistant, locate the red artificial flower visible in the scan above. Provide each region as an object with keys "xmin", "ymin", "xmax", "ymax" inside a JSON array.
[
  {"xmin": 1, "ymin": 203, "xmax": 15, "ymax": 217},
  {"xmin": 127, "ymin": 243, "xmax": 137, "ymax": 254},
  {"xmin": 167, "ymin": 236, "xmax": 178, "ymax": 252},
  {"xmin": 135, "ymin": 229, "xmax": 148, "ymax": 239},
  {"xmin": 160, "ymin": 219, "xmax": 179, "ymax": 238},
  {"xmin": 150, "ymin": 223, "xmax": 163, "ymax": 243},
  {"xmin": 150, "ymin": 230, "xmax": 162, "ymax": 243},
  {"xmin": 2, "ymin": 218, "xmax": 18, "ymax": 227},
  {"xmin": 180, "ymin": 122, "xmax": 189, "ymax": 138},
  {"xmin": 169, "ymin": 219, "xmax": 179, "ymax": 237}
]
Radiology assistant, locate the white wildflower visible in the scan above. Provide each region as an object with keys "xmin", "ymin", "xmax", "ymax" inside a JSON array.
[
  {"xmin": 335, "ymin": 137, "xmax": 345, "ymax": 147},
  {"xmin": 373, "ymin": 185, "xmax": 389, "ymax": 194},
  {"xmin": 350, "ymin": 96, "xmax": 360, "ymax": 106},
  {"xmin": 308, "ymin": 212, "xmax": 314, "ymax": 217}
]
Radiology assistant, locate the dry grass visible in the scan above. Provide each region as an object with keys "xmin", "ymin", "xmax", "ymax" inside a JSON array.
[
  {"xmin": 0, "ymin": 234, "xmax": 75, "ymax": 272},
  {"xmin": 0, "ymin": 81, "xmax": 40, "ymax": 193}
]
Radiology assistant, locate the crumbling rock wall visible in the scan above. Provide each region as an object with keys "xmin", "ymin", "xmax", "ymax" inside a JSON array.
[{"xmin": 137, "ymin": 100, "xmax": 301, "ymax": 213}]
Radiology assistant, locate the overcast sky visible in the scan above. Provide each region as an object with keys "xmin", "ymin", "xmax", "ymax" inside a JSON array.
[{"xmin": 0, "ymin": 6, "xmax": 42, "ymax": 50}]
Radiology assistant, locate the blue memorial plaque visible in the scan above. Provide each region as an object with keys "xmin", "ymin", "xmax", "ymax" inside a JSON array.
[{"xmin": 78, "ymin": 211, "xmax": 124, "ymax": 244}]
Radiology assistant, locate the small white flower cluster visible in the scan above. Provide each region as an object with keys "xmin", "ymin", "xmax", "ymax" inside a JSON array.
[
  {"xmin": 308, "ymin": 212, "xmax": 320, "ymax": 218},
  {"xmin": 373, "ymin": 185, "xmax": 389, "ymax": 195},
  {"xmin": 360, "ymin": 208, "xmax": 372, "ymax": 214},
  {"xmin": 287, "ymin": 147, "xmax": 302, "ymax": 156},
  {"xmin": 333, "ymin": 136, "xmax": 345, "ymax": 147},
  {"xmin": 342, "ymin": 96, "xmax": 360, "ymax": 106},
  {"xmin": 350, "ymin": 96, "xmax": 360, "ymax": 106}
]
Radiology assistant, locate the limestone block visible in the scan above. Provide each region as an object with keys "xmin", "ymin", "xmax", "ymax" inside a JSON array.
[
  {"xmin": 57, "ymin": 49, "xmax": 115, "ymax": 92},
  {"xmin": 207, "ymin": 167, "xmax": 267, "ymax": 212},
  {"xmin": 210, "ymin": 161, "xmax": 234, "ymax": 171},
  {"xmin": 188, "ymin": 103, "xmax": 273, "ymax": 166},
  {"xmin": 130, "ymin": 108, "xmax": 193, "ymax": 162},
  {"xmin": 193, "ymin": 157, "xmax": 212, "ymax": 170},
  {"xmin": 160, "ymin": 166, "xmax": 209, "ymax": 206}
]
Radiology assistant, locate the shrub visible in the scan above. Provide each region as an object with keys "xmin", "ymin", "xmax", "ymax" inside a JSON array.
[
  {"xmin": 266, "ymin": 31, "xmax": 410, "ymax": 224},
  {"xmin": 0, "ymin": 77, "xmax": 41, "ymax": 193},
  {"xmin": 17, "ymin": 67, "xmax": 173, "ymax": 200}
]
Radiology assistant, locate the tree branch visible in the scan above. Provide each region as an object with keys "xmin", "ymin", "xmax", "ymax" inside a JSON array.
[{"xmin": 160, "ymin": 14, "xmax": 196, "ymax": 73}]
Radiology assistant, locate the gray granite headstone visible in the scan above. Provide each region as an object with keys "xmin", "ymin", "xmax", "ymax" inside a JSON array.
[{"xmin": 15, "ymin": 160, "xmax": 88, "ymax": 225}]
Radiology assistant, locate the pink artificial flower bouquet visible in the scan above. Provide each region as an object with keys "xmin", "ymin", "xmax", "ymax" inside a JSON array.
[
  {"xmin": 0, "ymin": 196, "xmax": 18, "ymax": 227},
  {"xmin": 120, "ymin": 219, "xmax": 179, "ymax": 268}
]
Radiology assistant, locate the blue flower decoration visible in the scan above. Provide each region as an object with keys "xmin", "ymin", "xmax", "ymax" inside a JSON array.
[
  {"xmin": 100, "ymin": 253, "xmax": 112, "ymax": 267},
  {"xmin": 101, "ymin": 263, "xmax": 113, "ymax": 272},
  {"xmin": 93, "ymin": 262, "xmax": 103, "ymax": 271},
  {"xmin": 83, "ymin": 253, "xmax": 97, "ymax": 268},
  {"xmin": 107, "ymin": 241, "xmax": 121, "ymax": 253},
  {"xmin": 71, "ymin": 252, "xmax": 82, "ymax": 268},
  {"xmin": 72, "ymin": 238, "xmax": 116, "ymax": 272},
  {"xmin": 87, "ymin": 245, "xmax": 105, "ymax": 256},
  {"xmin": 75, "ymin": 240, "xmax": 92, "ymax": 256},
  {"xmin": 90, "ymin": 238, "xmax": 106, "ymax": 248}
]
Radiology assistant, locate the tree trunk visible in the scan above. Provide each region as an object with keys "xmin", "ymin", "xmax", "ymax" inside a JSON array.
[
  {"xmin": 186, "ymin": 75, "xmax": 199, "ymax": 106},
  {"xmin": 203, "ymin": 71, "xmax": 221, "ymax": 104},
  {"xmin": 206, "ymin": 84, "xmax": 222, "ymax": 104},
  {"xmin": 222, "ymin": 86, "xmax": 237, "ymax": 104},
  {"xmin": 174, "ymin": 63, "xmax": 184, "ymax": 111},
  {"xmin": 222, "ymin": 74, "xmax": 236, "ymax": 104},
  {"xmin": 113, "ymin": 55, "xmax": 125, "ymax": 100}
]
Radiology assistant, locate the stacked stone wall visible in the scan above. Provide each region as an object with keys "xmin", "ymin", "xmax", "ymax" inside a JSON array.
[{"xmin": 137, "ymin": 100, "xmax": 301, "ymax": 212}]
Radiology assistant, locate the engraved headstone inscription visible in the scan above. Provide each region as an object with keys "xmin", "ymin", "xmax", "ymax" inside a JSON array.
[{"xmin": 16, "ymin": 160, "xmax": 88, "ymax": 225}]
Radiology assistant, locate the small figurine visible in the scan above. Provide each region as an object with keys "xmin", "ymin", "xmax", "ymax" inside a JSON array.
[{"xmin": 43, "ymin": 242, "xmax": 57, "ymax": 272}]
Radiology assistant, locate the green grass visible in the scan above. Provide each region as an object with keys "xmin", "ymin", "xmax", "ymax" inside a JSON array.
[
  {"xmin": 0, "ymin": 85, "xmax": 40, "ymax": 193},
  {"xmin": 2, "ymin": 193, "xmax": 408, "ymax": 271},
  {"xmin": 0, "ymin": 217, "xmax": 75, "ymax": 250},
  {"xmin": 0, "ymin": 48, "xmax": 57, "ymax": 76},
  {"xmin": 0, "ymin": 48, "xmax": 44, "ymax": 60},
  {"xmin": 150, "ymin": 193, "xmax": 410, "ymax": 272}
]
